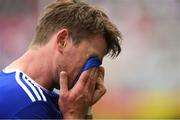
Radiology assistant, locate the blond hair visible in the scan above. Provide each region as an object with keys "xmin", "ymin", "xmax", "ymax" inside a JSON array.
[{"xmin": 31, "ymin": 0, "xmax": 122, "ymax": 57}]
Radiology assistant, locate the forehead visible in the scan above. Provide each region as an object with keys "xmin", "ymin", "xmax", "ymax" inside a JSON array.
[{"xmin": 84, "ymin": 34, "xmax": 107, "ymax": 60}]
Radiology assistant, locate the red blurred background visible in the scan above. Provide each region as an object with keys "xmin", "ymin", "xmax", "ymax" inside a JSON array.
[{"xmin": 0, "ymin": 0, "xmax": 179, "ymax": 118}]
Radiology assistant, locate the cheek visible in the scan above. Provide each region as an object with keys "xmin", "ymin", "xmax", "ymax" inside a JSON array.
[
  {"xmin": 66, "ymin": 56, "xmax": 87, "ymax": 88},
  {"xmin": 67, "ymin": 56, "xmax": 83, "ymax": 79},
  {"xmin": 63, "ymin": 44, "xmax": 89, "ymax": 85}
]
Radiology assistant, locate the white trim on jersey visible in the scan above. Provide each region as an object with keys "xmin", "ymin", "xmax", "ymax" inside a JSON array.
[
  {"xmin": 3, "ymin": 69, "xmax": 47, "ymax": 102},
  {"xmin": 29, "ymin": 80, "xmax": 47, "ymax": 102},
  {"xmin": 15, "ymin": 71, "xmax": 36, "ymax": 102},
  {"xmin": 18, "ymin": 70, "xmax": 47, "ymax": 102},
  {"xmin": 2, "ymin": 68, "xmax": 19, "ymax": 73},
  {"xmin": 38, "ymin": 87, "xmax": 47, "ymax": 102},
  {"xmin": 22, "ymin": 74, "xmax": 42, "ymax": 101}
]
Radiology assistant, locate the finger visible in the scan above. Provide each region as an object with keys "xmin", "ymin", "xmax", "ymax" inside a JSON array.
[
  {"xmin": 91, "ymin": 87, "xmax": 106, "ymax": 105},
  {"xmin": 94, "ymin": 67, "xmax": 104, "ymax": 86},
  {"xmin": 73, "ymin": 68, "xmax": 96, "ymax": 91},
  {"xmin": 79, "ymin": 68, "xmax": 95, "ymax": 86},
  {"xmin": 98, "ymin": 66, "xmax": 105, "ymax": 82},
  {"xmin": 91, "ymin": 67, "xmax": 106, "ymax": 105},
  {"xmin": 87, "ymin": 68, "xmax": 98, "ymax": 86},
  {"xmin": 89, "ymin": 68, "xmax": 99, "ymax": 91},
  {"xmin": 59, "ymin": 71, "xmax": 68, "ymax": 93}
]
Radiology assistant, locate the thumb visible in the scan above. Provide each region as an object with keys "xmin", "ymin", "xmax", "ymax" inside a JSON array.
[{"xmin": 59, "ymin": 71, "xmax": 68, "ymax": 93}]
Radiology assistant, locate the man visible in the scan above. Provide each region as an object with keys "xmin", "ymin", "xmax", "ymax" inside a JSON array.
[{"xmin": 0, "ymin": 0, "xmax": 122, "ymax": 119}]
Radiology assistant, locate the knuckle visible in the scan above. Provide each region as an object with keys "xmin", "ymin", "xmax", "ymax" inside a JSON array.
[
  {"xmin": 103, "ymin": 88, "xmax": 107, "ymax": 94},
  {"xmin": 82, "ymin": 90, "xmax": 89, "ymax": 97},
  {"xmin": 60, "ymin": 92, "xmax": 68, "ymax": 99},
  {"xmin": 81, "ymin": 72, "xmax": 90, "ymax": 82},
  {"xmin": 78, "ymin": 94, "xmax": 90, "ymax": 104},
  {"xmin": 82, "ymin": 91, "xmax": 91, "ymax": 101},
  {"xmin": 85, "ymin": 73, "xmax": 90, "ymax": 79},
  {"xmin": 101, "ymin": 87, "xmax": 107, "ymax": 95}
]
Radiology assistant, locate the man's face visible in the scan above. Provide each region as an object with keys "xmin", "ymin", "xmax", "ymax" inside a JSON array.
[{"xmin": 59, "ymin": 34, "xmax": 107, "ymax": 88}]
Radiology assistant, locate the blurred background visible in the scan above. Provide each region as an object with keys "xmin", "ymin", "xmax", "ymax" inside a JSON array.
[{"xmin": 0, "ymin": 0, "xmax": 179, "ymax": 118}]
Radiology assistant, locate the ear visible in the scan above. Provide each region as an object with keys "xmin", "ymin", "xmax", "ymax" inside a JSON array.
[{"xmin": 56, "ymin": 29, "xmax": 70, "ymax": 53}]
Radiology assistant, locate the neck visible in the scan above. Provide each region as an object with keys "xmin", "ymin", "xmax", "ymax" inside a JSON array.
[{"xmin": 6, "ymin": 47, "xmax": 55, "ymax": 91}]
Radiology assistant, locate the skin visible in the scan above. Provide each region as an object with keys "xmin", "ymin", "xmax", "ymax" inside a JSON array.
[{"xmin": 6, "ymin": 29, "xmax": 107, "ymax": 118}]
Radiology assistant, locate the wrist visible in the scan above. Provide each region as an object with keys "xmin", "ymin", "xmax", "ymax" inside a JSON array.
[
  {"xmin": 63, "ymin": 112, "xmax": 84, "ymax": 119},
  {"xmin": 84, "ymin": 114, "xmax": 93, "ymax": 119},
  {"xmin": 84, "ymin": 107, "xmax": 93, "ymax": 119}
]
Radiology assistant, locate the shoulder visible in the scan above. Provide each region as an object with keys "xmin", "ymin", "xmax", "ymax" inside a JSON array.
[
  {"xmin": 0, "ymin": 69, "xmax": 62, "ymax": 118},
  {"xmin": 0, "ymin": 69, "xmax": 47, "ymax": 102}
]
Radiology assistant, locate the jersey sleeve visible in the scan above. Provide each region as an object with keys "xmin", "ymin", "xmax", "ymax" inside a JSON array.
[{"xmin": 13, "ymin": 101, "xmax": 63, "ymax": 119}]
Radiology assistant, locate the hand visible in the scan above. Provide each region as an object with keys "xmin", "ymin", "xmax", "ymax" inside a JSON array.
[
  {"xmin": 58, "ymin": 68, "xmax": 99, "ymax": 119},
  {"xmin": 91, "ymin": 66, "xmax": 106, "ymax": 106}
]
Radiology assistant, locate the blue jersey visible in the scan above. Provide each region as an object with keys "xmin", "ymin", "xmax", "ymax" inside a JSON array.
[{"xmin": 0, "ymin": 69, "xmax": 63, "ymax": 119}]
